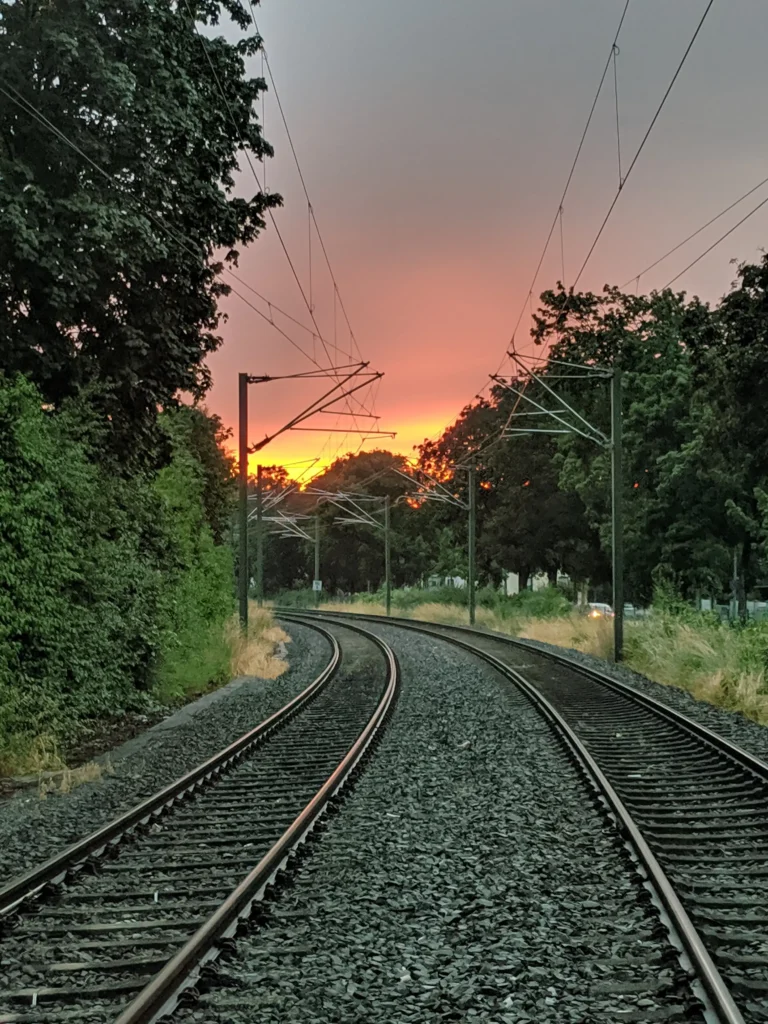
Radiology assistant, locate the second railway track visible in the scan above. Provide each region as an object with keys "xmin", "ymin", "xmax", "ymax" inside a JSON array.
[
  {"xmin": 290, "ymin": 608, "xmax": 768, "ymax": 1024},
  {"xmin": 0, "ymin": 617, "xmax": 398, "ymax": 1024}
]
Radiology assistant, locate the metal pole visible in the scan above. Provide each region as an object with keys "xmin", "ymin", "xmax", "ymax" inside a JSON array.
[
  {"xmin": 238, "ymin": 372, "xmax": 249, "ymax": 628},
  {"xmin": 468, "ymin": 467, "xmax": 476, "ymax": 626},
  {"xmin": 384, "ymin": 495, "xmax": 391, "ymax": 617},
  {"xmin": 611, "ymin": 367, "xmax": 624, "ymax": 662},
  {"xmin": 730, "ymin": 547, "xmax": 739, "ymax": 621},
  {"xmin": 314, "ymin": 513, "xmax": 321, "ymax": 607},
  {"xmin": 256, "ymin": 464, "xmax": 264, "ymax": 608}
]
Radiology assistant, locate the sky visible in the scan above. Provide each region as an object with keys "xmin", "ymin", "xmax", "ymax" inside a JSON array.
[{"xmin": 204, "ymin": 0, "xmax": 768, "ymax": 477}]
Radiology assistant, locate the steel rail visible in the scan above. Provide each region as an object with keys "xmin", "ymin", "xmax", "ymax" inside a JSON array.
[
  {"xmin": 0, "ymin": 621, "xmax": 340, "ymax": 919},
  {"xmin": 296, "ymin": 608, "xmax": 745, "ymax": 1024},
  {"xmin": 291, "ymin": 607, "xmax": 768, "ymax": 784},
  {"xmin": 113, "ymin": 616, "xmax": 399, "ymax": 1024}
]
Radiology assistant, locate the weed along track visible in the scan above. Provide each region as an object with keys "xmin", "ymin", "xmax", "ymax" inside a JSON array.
[
  {"xmin": 289, "ymin": 609, "xmax": 768, "ymax": 1024},
  {"xmin": 0, "ymin": 619, "xmax": 398, "ymax": 1024}
]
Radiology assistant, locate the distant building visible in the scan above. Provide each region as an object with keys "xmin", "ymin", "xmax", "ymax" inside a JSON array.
[{"xmin": 502, "ymin": 570, "xmax": 570, "ymax": 595}]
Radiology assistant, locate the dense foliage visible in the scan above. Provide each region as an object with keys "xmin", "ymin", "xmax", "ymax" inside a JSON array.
[
  {"xmin": 0, "ymin": 0, "xmax": 278, "ymax": 467},
  {"xmin": 0, "ymin": 376, "xmax": 235, "ymax": 768},
  {"xmin": 0, "ymin": 0, "xmax": 262, "ymax": 767},
  {"xmin": 260, "ymin": 256, "xmax": 768, "ymax": 613}
]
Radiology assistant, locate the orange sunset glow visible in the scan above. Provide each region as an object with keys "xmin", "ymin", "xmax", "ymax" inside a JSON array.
[
  {"xmin": 238, "ymin": 411, "xmax": 452, "ymax": 480},
  {"xmin": 203, "ymin": 2, "xmax": 766, "ymax": 482}
]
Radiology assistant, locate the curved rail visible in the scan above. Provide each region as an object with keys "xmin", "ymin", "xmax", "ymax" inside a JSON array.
[
  {"xmin": 0, "ymin": 618, "xmax": 398, "ymax": 1024},
  {"xmin": 291, "ymin": 607, "xmax": 768, "ymax": 781},
  {"xmin": 114, "ymin": 616, "xmax": 398, "ymax": 1023},
  {"xmin": 298, "ymin": 608, "xmax": 746, "ymax": 1024},
  {"xmin": 0, "ymin": 620, "xmax": 341, "ymax": 920}
]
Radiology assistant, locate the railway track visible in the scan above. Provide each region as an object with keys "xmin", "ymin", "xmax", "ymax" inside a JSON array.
[
  {"xmin": 0, "ymin": 618, "xmax": 398, "ymax": 1024},
  {"xmin": 291, "ymin": 608, "xmax": 768, "ymax": 1024}
]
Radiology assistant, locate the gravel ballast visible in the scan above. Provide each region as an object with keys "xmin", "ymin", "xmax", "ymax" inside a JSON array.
[
  {"xmin": 0, "ymin": 620, "xmax": 331, "ymax": 883},
  {"xmin": 178, "ymin": 623, "xmax": 703, "ymax": 1024},
  {"xmin": 294, "ymin": 612, "xmax": 768, "ymax": 767}
]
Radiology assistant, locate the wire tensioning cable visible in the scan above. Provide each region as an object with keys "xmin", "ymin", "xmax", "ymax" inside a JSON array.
[{"xmin": 612, "ymin": 43, "xmax": 623, "ymax": 188}]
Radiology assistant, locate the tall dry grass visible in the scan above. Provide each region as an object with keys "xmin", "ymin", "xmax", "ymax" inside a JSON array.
[
  {"xmin": 624, "ymin": 613, "xmax": 768, "ymax": 724},
  {"xmin": 317, "ymin": 600, "xmax": 612, "ymax": 657},
  {"xmin": 0, "ymin": 733, "xmax": 67, "ymax": 778},
  {"xmin": 515, "ymin": 614, "xmax": 614, "ymax": 659},
  {"xmin": 309, "ymin": 598, "xmax": 768, "ymax": 724},
  {"xmin": 228, "ymin": 604, "xmax": 290, "ymax": 680}
]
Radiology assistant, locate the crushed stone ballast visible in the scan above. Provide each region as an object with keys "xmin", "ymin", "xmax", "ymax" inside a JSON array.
[{"xmin": 287, "ymin": 608, "xmax": 760, "ymax": 1024}]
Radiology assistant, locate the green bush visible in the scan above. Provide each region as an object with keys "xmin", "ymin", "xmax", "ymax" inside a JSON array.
[
  {"xmin": 272, "ymin": 589, "xmax": 318, "ymax": 609},
  {"xmin": 0, "ymin": 376, "xmax": 234, "ymax": 770},
  {"xmin": 152, "ymin": 411, "xmax": 234, "ymax": 701},
  {"xmin": 506, "ymin": 587, "xmax": 572, "ymax": 619}
]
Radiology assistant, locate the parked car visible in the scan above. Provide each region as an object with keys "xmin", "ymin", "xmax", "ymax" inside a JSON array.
[{"xmin": 586, "ymin": 602, "xmax": 614, "ymax": 619}]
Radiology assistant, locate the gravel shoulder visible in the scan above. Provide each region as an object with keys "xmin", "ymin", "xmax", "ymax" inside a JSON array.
[
  {"xmin": 0, "ymin": 620, "xmax": 331, "ymax": 883},
  {"xmin": 178, "ymin": 622, "xmax": 701, "ymax": 1024},
  {"xmin": 513, "ymin": 632, "xmax": 768, "ymax": 763}
]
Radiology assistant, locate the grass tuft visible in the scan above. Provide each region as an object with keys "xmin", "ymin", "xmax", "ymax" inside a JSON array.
[
  {"xmin": 38, "ymin": 758, "xmax": 114, "ymax": 799},
  {"xmin": 624, "ymin": 612, "xmax": 768, "ymax": 723},
  {"xmin": 0, "ymin": 733, "xmax": 67, "ymax": 777},
  {"xmin": 228, "ymin": 604, "xmax": 290, "ymax": 681}
]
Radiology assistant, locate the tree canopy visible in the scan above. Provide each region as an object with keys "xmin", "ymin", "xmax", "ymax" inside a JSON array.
[
  {"xmin": 0, "ymin": 0, "xmax": 278, "ymax": 465},
  {"xmin": 261, "ymin": 256, "xmax": 768, "ymax": 611}
]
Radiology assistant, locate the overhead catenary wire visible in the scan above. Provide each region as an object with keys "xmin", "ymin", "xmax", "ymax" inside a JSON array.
[
  {"xmin": 559, "ymin": 206, "xmax": 566, "ymax": 285},
  {"xmin": 182, "ymin": 0, "xmax": 335, "ymax": 370},
  {"xmin": 182, "ymin": 3, "xmax": 376, "ymax": 432},
  {"xmin": 622, "ymin": 171, "xmax": 768, "ymax": 288},
  {"xmin": 662, "ymin": 192, "xmax": 768, "ymax": 289},
  {"xmin": 0, "ymin": 77, "xmax": 394, "ymax": 502},
  {"xmin": 572, "ymin": 0, "xmax": 716, "ymax": 287},
  {"xmin": 441, "ymin": 0, "xmax": 634, "ymax": 438},
  {"xmin": 1, "ymin": 77, "xmax": 382, "ymax": 482},
  {"xmin": 504, "ymin": 0, "xmax": 632, "ymax": 356},
  {"xmin": 239, "ymin": 2, "xmax": 395, "ymax": 444},
  {"xmin": 245, "ymin": 0, "xmax": 362, "ymax": 362}
]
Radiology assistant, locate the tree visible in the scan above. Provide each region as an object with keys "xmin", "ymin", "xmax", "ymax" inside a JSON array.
[
  {"xmin": 0, "ymin": 375, "xmax": 235, "ymax": 765},
  {"xmin": 0, "ymin": 0, "xmax": 279, "ymax": 465},
  {"xmin": 309, "ymin": 450, "xmax": 419, "ymax": 593},
  {"xmin": 483, "ymin": 433, "xmax": 603, "ymax": 592},
  {"xmin": 417, "ymin": 396, "xmax": 600, "ymax": 590},
  {"xmin": 690, "ymin": 255, "xmax": 768, "ymax": 606},
  {"xmin": 531, "ymin": 284, "xmax": 714, "ymax": 602},
  {"xmin": 168, "ymin": 405, "xmax": 235, "ymax": 543}
]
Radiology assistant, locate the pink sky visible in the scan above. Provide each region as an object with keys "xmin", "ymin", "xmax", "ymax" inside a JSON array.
[{"xmin": 204, "ymin": 0, "xmax": 768, "ymax": 475}]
